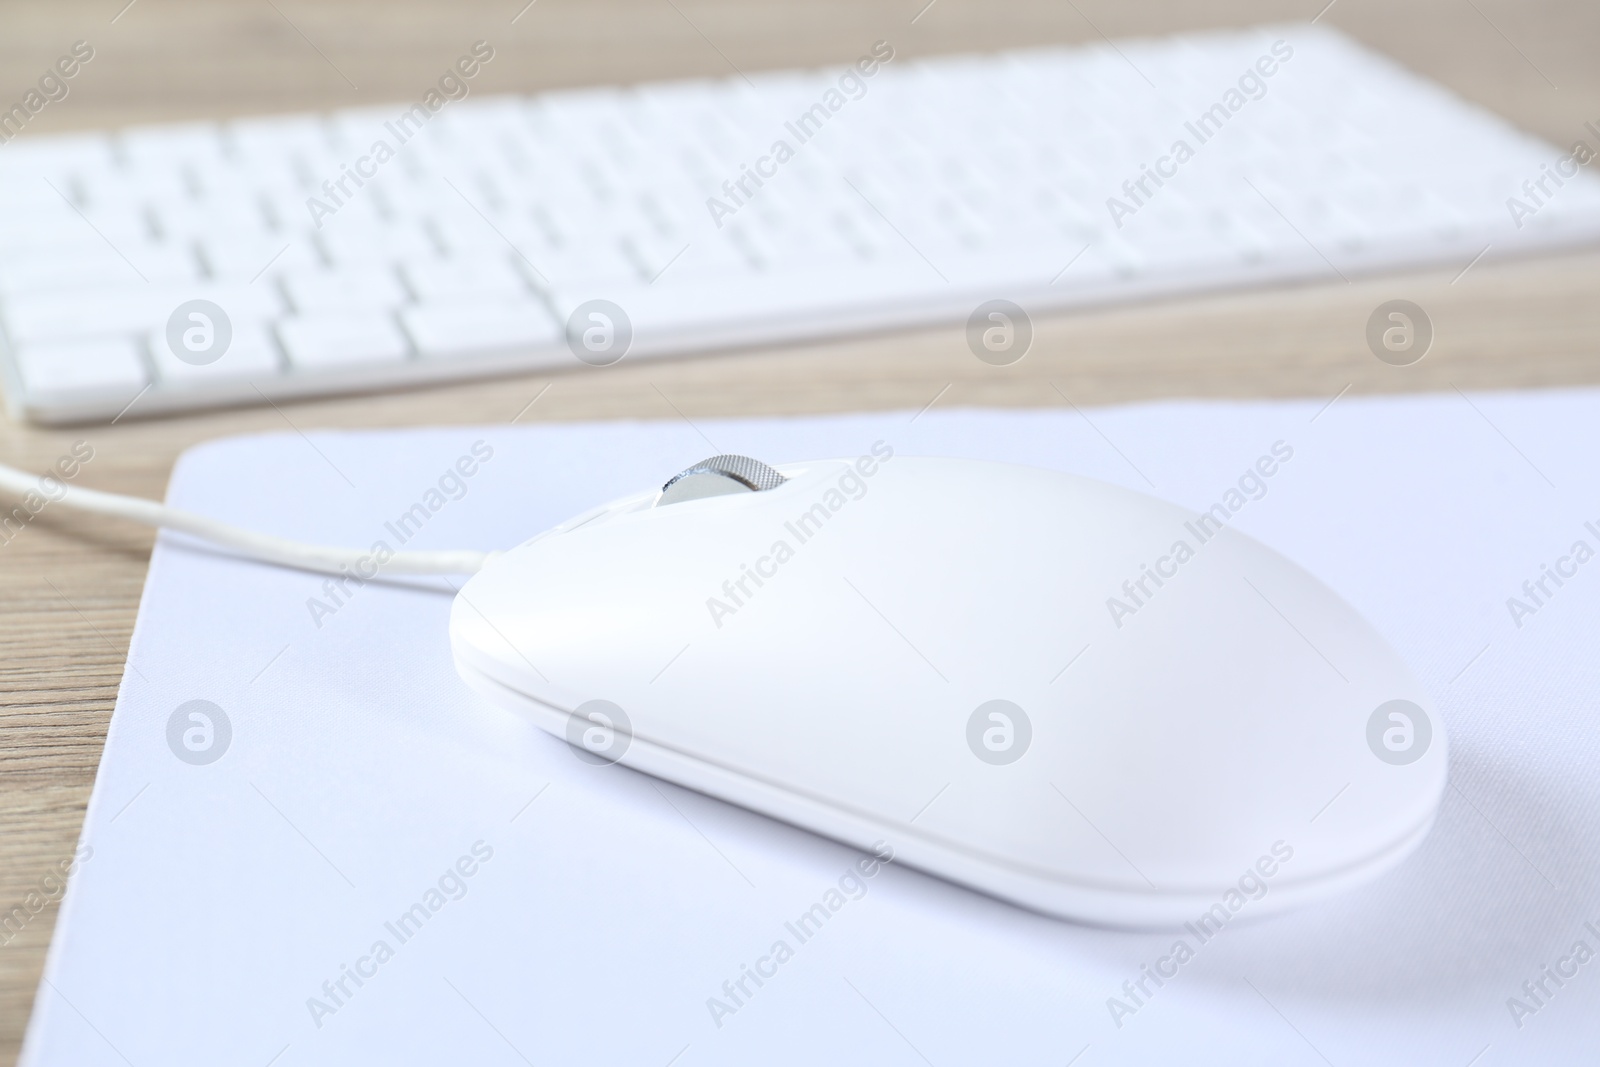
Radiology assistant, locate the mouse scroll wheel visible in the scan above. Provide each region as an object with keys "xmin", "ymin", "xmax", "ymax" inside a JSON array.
[{"xmin": 658, "ymin": 455, "xmax": 787, "ymax": 505}]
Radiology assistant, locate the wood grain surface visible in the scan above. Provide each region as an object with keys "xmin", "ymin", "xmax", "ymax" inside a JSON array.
[{"xmin": 2, "ymin": 0, "xmax": 1598, "ymax": 1058}]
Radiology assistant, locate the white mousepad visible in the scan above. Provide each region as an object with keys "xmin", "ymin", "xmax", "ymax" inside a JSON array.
[{"xmin": 23, "ymin": 394, "xmax": 1600, "ymax": 1066}]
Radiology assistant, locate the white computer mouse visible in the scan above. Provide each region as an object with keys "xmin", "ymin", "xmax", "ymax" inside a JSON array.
[{"xmin": 450, "ymin": 450, "xmax": 1446, "ymax": 927}]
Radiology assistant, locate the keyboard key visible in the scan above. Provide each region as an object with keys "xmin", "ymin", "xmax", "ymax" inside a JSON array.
[
  {"xmin": 78, "ymin": 166, "xmax": 190, "ymax": 210},
  {"xmin": 399, "ymin": 255, "xmax": 532, "ymax": 300},
  {"xmin": 523, "ymin": 240, "xmax": 640, "ymax": 289},
  {"xmin": 278, "ymin": 313, "xmax": 411, "ymax": 369},
  {"xmin": 3, "ymin": 290, "xmax": 160, "ymax": 343},
  {"xmin": 201, "ymin": 235, "xmax": 320, "ymax": 280},
  {"xmin": 0, "ymin": 241, "xmax": 199, "ymax": 296},
  {"xmin": 13, "ymin": 338, "xmax": 147, "ymax": 408},
  {"xmin": 3, "ymin": 282, "xmax": 284, "ymax": 345},
  {"xmin": 226, "ymin": 114, "xmax": 336, "ymax": 161},
  {"xmin": 149, "ymin": 322, "xmax": 284, "ymax": 384},
  {"xmin": 0, "ymin": 133, "xmax": 115, "ymax": 176},
  {"xmin": 401, "ymin": 298, "xmax": 562, "ymax": 359},
  {"xmin": 118, "ymin": 122, "xmax": 230, "ymax": 170},
  {"xmin": 152, "ymin": 192, "xmax": 275, "ymax": 243},
  {"xmin": 257, "ymin": 187, "xmax": 324, "ymax": 232},
  {"xmin": 281, "ymin": 266, "xmax": 407, "ymax": 313},
  {"xmin": 317, "ymin": 219, "xmax": 436, "ymax": 264}
]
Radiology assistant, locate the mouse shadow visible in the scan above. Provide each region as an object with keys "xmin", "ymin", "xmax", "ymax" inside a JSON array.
[
  {"xmin": 992, "ymin": 735, "xmax": 1597, "ymax": 1013},
  {"xmin": 1185, "ymin": 735, "xmax": 1598, "ymax": 1012},
  {"xmin": 599, "ymin": 728, "xmax": 1595, "ymax": 1015}
]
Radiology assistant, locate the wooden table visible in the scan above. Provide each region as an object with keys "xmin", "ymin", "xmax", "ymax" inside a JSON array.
[{"xmin": 2, "ymin": 0, "xmax": 1597, "ymax": 1056}]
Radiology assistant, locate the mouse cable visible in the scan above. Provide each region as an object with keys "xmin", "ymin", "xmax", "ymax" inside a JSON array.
[{"xmin": 0, "ymin": 461, "xmax": 492, "ymax": 577}]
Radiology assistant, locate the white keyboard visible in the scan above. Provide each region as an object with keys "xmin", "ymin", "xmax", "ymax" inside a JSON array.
[{"xmin": 4, "ymin": 24, "xmax": 1598, "ymax": 424}]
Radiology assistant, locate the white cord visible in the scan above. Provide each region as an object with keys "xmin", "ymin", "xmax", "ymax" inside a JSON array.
[{"xmin": 0, "ymin": 461, "xmax": 494, "ymax": 576}]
